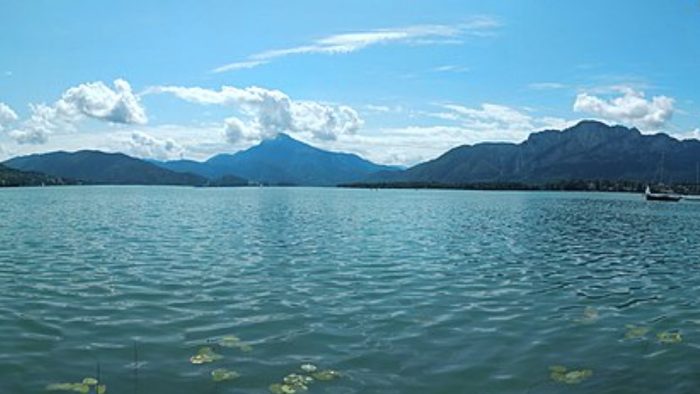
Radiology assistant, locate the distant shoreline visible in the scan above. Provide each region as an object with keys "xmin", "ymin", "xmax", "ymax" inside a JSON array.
[
  {"xmin": 4, "ymin": 180, "xmax": 700, "ymax": 196},
  {"xmin": 339, "ymin": 180, "xmax": 700, "ymax": 195}
]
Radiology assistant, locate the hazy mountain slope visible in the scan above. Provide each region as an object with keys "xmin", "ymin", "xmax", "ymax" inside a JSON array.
[
  {"xmin": 4, "ymin": 151, "xmax": 208, "ymax": 185},
  {"xmin": 372, "ymin": 121, "xmax": 700, "ymax": 184},
  {"xmin": 0, "ymin": 164, "xmax": 75, "ymax": 187},
  {"xmin": 157, "ymin": 133, "xmax": 399, "ymax": 186}
]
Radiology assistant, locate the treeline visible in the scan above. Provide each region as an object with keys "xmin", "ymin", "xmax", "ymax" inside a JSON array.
[
  {"xmin": 0, "ymin": 165, "xmax": 76, "ymax": 187},
  {"xmin": 340, "ymin": 180, "xmax": 700, "ymax": 194}
]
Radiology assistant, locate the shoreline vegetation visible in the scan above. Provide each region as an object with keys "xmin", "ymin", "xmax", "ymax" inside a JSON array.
[
  {"xmin": 339, "ymin": 180, "xmax": 700, "ymax": 195},
  {"xmin": 4, "ymin": 176, "xmax": 700, "ymax": 196}
]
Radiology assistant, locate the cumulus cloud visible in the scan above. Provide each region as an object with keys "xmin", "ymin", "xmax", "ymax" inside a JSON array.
[
  {"xmin": 147, "ymin": 85, "xmax": 363, "ymax": 143},
  {"xmin": 6, "ymin": 79, "xmax": 147, "ymax": 144},
  {"xmin": 57, "ymin": 79, "xmax": 147, "ymax": 124},
  {"xmin": 127, "ymin": 131, "xmax": 184, "ymax": 160},
  {"xmin": 212, "ymin": 17, "xmax": 500, "ymax": 73},
  {"xmin": 0, "ymin": 102, "xmax": 18, "ymax": 131},
  {"xmin": 573, "ymin": 87, "xmax": 674, "ymax": 130}
]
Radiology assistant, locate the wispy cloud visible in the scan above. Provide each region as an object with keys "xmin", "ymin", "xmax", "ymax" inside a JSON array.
[
  {"xmin": 211, "ymin": 60, "xmax": 269, "ymax": 74},
  {"xmin": 212, "ymin": 16, "xmax": 500, "ymax": 73},
  {"xmin": 528, "ymin": 82, "xmax": 568, "ymax": 90},
  {"xmin": 432, "ymin": 65, "xmax": 470, "ymax": 73}
]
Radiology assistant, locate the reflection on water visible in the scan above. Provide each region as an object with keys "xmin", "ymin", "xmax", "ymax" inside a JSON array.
[{"xmin": 1, "ymin": 187, "xmax": 700, "ymax": 393}]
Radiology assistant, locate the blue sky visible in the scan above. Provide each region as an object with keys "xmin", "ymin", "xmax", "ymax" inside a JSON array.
[{"xmin": 1, "ymin": 0, "xmax": 699, "ymax": 164}]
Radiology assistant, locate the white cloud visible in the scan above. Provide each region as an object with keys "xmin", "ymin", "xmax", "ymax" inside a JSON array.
[
  {"xmin": 307, "ymin": 104, "xmax": 579, "ymax": 166},
  {"xmin": 57, "ymin": 79, "xmax": 147, "ymax": 124},
  {"xmin": 127, "ymin": 131, "xmax": 184, "ymax": 160},
  {"xmin": 365, "ymin": 104, "xmax": 391, "ymax": 113},
  {"xmin": 528, "ymin": 82, "xmax": 567, "ymax": 90},
  {"xmin": 7, "ymin": 79, "xmax": 147, "ymax": 144},
  {"xmin": 432, "ymin": 65, "xmax": 470, "ymax": 73},
  {"xmin": 211, "ymin": 60, "xmax": 269, "ymax": 74},
  {"xmin": 0, "ymin": 102, "xmax": 18, "ymax": 131},
  {"xmin": 223, "ymin": 116, "xmax": 272, "ymax": 143},
  {"xmin": 573, "ymin": 87, "xmax": 674, "ymax": 130},
  {"xmin": 7, "ymin": 103, "xmax": 57, "ymax": 144},
  {"xmin": 212, "ymin": 17, "xmax": 500, "ymax": 73},
  {"xmin": 442, "ymin": 103, "xmax": 534, "ymax": 131},
  {"xmin": 147, "ymin": 84, "xmax": 363, "ymax": 142}
]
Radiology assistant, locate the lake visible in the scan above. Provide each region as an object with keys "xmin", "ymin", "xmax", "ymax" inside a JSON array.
[{"xmin": 1, "ymin": 186, "xmax": 700, "ymax": 393}]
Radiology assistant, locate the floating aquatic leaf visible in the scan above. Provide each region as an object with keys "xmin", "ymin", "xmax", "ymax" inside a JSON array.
[
  {"xmin": 281, "ymin": 384, "xmax": 298, "ymax": 394},
  {"xmin": 81, "ymin": 378, "xmax": 98, "ymax": 386},
  {"xmin": 46, "ymin": 382, "xmax": 90, "ymax": 393},
  {"xmin": 46, "ymin": 383, "xmax": 78, "ymax": 391},
  {"xmin": 97, "ymin": 385, "xmax": 107, "ymax": 394},
  {"xmin": 300, "ymin": 363, "xmax": 317, "ymax": 373},
  {"xmin": 269, "ymin": 384, "xmax": 285, "ymax": 394},
  {"xmin": 219, "ymin": 335, "xmax": 253, "ymax": 352},
  {"xmin": 189, "ymin": 346, "xmax": 223, "ymax": 364},
  {"xmin": 270, "ymin": 383, "xmax": 299, "ymax": 394},
  {"xmin": 576, "ymin": 307, "xmax": 599, "ymax": 323},
  {"xmin": 624, "ymin": 325, "xmax": 649, "ymax": 339},
  {"xmin": 284, "ymin": 374, "xmax": 308, "ymax": 388},
  {"xmin": 211, "ymin": 368, "xmax": 240, "ymax": 382},
  {"xmin": 311, "ymin": 369, "xmax": 341, "ymax": 381},
  {"xmin": 549, "ymin": 365, "xmax": 593, "ymax": 384},
  {"xmin": 219, "ymin": 335, "xmax": 241, "ymax": 348},
  {"xmin": 657, "ymin": 331, "xmax": 682, "ymax": 344}
]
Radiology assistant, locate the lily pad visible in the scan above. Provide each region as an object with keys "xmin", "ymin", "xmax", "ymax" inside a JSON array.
[
  {"xmin": 211, "ymin": 368, "xmax": 240, "ymax": 382},
  {"xmin": 657, "ymin": 331, "xmax": 682, "ymax": 344},
  {"xmin": 189, "ymin": 346, "xmax": 223, "ymax": 364},
  {"xmin": 300, "ymin": 363, "xmax": 317, "ymax": 373},
  {"xmin": 577, "ymin": 307, "xmax": 599, "ymax": 323},
  {"xmin": 219, "ymin": 335, "xmax": 241, "ymax": 348},
  {"xmin": 549, "ymin": 365, "xmax": 593, "ymax": 384},
  {"xmin": 624, "ymin": 325, "xmax": 649, "ymax": 340},
  {"xmin": 46, "ymin": 382, "xmax": 91, "ymax": 393},
  {"xmin": 219, "ymin": 335, "xmax": 253, "ymax": 352},
  {"xmin": 97, "ymin": 385, "xmax": 107, "ymax": 394},
  {"xmin": 311, "ymin": 369, "xmax": 341, "ymax": 381},
  {"xmin": 81, "ymin": 378, "xmax": 98, "ymax": 386},
  {"xmin": 269, "ymin": 384, "xmax": 285, "ymax": 394},
  {"xmin": 281, "ymin": 384, "xmax": 297, "ymax": 394}
]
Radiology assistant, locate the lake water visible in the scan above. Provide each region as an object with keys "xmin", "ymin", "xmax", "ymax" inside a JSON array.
[{"xmin": 1, "ymin": 186, "xmax": 700, "ymax": 394}]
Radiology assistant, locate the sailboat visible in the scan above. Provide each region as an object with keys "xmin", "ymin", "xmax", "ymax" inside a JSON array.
[
  {"xmin": 645, "ymin": 185, "xmax": 681, "ymax": 202},
  {"xmin": 684, "ymin": 162, "xmax": 700, "ymax": 202},
  {"xmin": 644, "ymin": 152, "xmax": 681, "ymax": 201}
]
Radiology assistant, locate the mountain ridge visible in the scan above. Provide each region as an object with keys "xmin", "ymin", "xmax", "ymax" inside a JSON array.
[
  {"xmin": 365, "ymin": 120, "xmax": 700, "ymax": 185},
  {"xmin": 155, "ymin": 133, "xmax": 400, "ymax": 186},
  {"xmin": 3, "ymin": 150, "xmax": 211, "ymax": 186}
]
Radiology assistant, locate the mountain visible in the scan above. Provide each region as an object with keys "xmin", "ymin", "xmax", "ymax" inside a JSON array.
[
  {"xmin": 367, "ymin": 120, "xmax": 700, "ymax": 185},
  {"xmin": 3, "ymin": 150, "xmax": 209, "ymax": 186},
  {"xmin": 0, "ymin": 164, "xmax": 75, "ymax": 187},
  {"xmin": 156, "ymin": 133, "xmax": 399, "ymax": 186}
]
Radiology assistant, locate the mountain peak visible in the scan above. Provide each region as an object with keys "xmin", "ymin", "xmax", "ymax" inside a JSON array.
[{"xmin": 196, "ymin": 133, "xmax": 398, "ymax": 185}]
